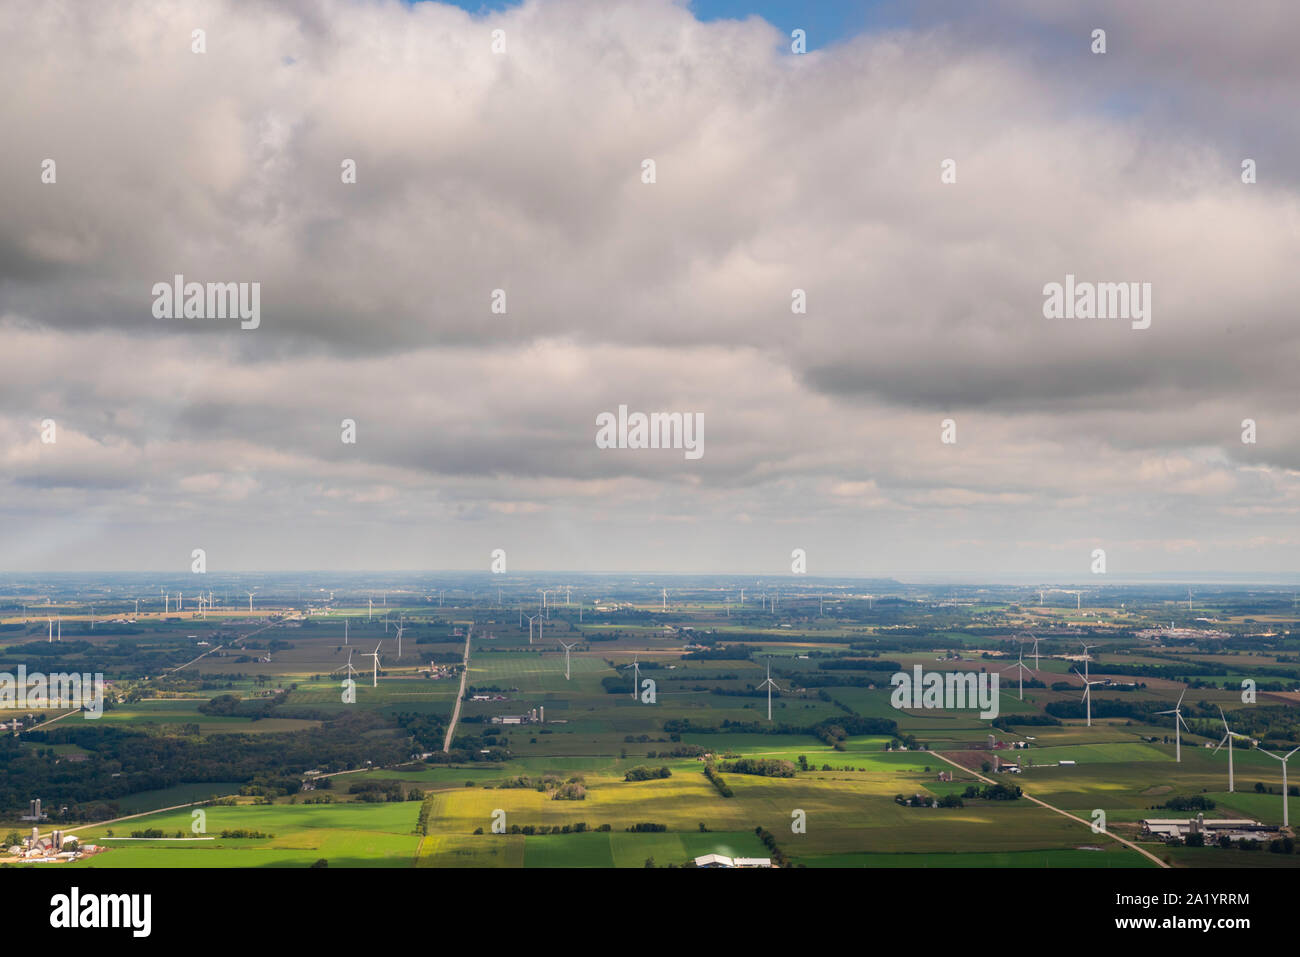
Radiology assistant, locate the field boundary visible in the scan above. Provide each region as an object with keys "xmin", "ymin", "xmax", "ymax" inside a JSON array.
[{"xmin": 932, "ymin": 750, "xmax": 1169, "ymax": 868}]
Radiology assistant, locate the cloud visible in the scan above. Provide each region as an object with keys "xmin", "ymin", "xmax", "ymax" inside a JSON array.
[{"xmin": 0, "ymin": 0, "xmax": 1297, "ymax": 576}]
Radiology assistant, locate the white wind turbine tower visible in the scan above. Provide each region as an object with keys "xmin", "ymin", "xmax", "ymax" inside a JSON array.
[
  {"xmin": 1260, "ymin": 746, "xmax": 1300, "ymax": 827},
  {"xmin": 662, "ymin": 588, "xmax": 667, "ymax": 612},
  {"xmin": 739, "ymin": 588, "xmax": 745, "ymax": 606},
  {"xmin": 526, "ymin": 614, "xmax": 539, "ymax": 645},
  {"xmin": 1002, "ymin": 644, "xmax": 1033, "ymax": 700},
  {"xmin": 1079, "ymin": 642, "xmax": 1097, "ymax": 682},
  {"xmin": 758, "ymin": 658, "xmax": 781, "ymax": 722},
  {"xmin": 47, "ymin": 618, "xmax": 53, "ymax": 643},
  {"xmin": 363, "ymin": 643, "xmax": 382, "ymax": 688},
  {"xmin": 368, "ymin": 597, "xmax": 373, "ymax": 621},
  {"xmin": 1023, "ymin": 631, "xmax": 1042, "ymax": 671},
  {"xmin": 1213, "ymin": 706, "xmax": 1251, "ymax": 792},
  {"xmin": 630, "ymin": 656, "xmax": 640, "ymax": 699},
  {"xmin": 344, "ymin": 618, "xmax": 349, "ymax": 646},
  {"xmin": 1155, "ymin": 689, "xmax": 1191, "ymax": 763},
  {"xmin": 1072, "ymin": 668, "xmax": 1103, "ymax": 727},
  {"xmin": 559, "ymin": 641, "xmax": 576, "ymax": 680},
  {"xmin": 246, "ymin": 592, "xmax": 254, "ymax": 614},
  {"xmin": 164, "ymin": 591, "xmax": 170, "ymax": 614},
  {"xmin": 57, "ymin": 618, "xmax": 61, "ymax": 641},
  {"xmin": 395, "ymin": 617, "xmax": 404, "ymax": 658}
]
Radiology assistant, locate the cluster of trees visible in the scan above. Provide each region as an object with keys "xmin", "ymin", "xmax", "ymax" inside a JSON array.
[
  {"xmin": 703, "ymin": 764, "xmax": 733, "ymax": 798},
  {"xmin": 0, "ymin": 711, "xmax": 410, "ymax": 818},
  {"xmin": 1158, "ymin": 795, "xmax": 1216, "ymax": 811},
  {"xmin": 481, "ymin": 822, "xmax": 610, "ymax": 835},
  {"xmin": 962, "ymin": 782, "xmax": 1022, "ymax": 801},
  {"xmin": 754, "ymin": 825, "xmax": 788, "ymax": 867},
  {"xmin": 624, "ymin": 766, "xmax": 672, "ymax": 781},
  {"xmin": 716, "ymin": 758, "xmax": 796, "ymax": 778},
  {"xmin": 347, "ymin": 781, "xmax": 419, "ymax": 803},
  {"xmin": 647, "ymin": 744, "xmax": 706, "ymax": 758}
]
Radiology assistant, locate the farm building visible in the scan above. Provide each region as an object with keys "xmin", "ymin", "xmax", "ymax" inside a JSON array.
[
  {"xmin": 1140, "ymin": 813, "xmax": 1279, "ymax": 844},
  {"xmin": 693, "ymin": 854, "xmax": 773, "ymax": 868}
]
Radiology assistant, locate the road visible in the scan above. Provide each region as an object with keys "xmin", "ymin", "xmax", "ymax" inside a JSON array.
[
  {"xmin": 931, "ymin": 750, "xmax": 1169, "ymax": 868},
  {"xmin": 442, "ymin": 626, "xmax": 472, "ymax": 752}
]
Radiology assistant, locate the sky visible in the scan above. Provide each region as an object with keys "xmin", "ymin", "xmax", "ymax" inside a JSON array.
[{"xmin": 2, "ymin": 0, "xmax": 1300, "ymax": 580}]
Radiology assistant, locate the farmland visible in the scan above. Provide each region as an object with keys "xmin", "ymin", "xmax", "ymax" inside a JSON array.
[{"xmin": 3, "ymin": 573, "xmax": 1300, "ymax": 868}]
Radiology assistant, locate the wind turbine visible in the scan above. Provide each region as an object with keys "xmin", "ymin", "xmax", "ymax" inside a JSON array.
[
  {"xmin": 1079, "ymin": 642, "xmax": 1097, "ymax": 682},
  {"xmin": 1214, "ymin": 706, "xmax": 1252, "ymax": 792},
  {"xmin": 246, "ymin": 592, "xmax": 254, "ymax": 614},
  {"xmin": 662, "ymin": 588, "xmax": 667, "ymax": 612},
  {"xmin": 47, "ymin": 618, "xmax": 53, "ymax": 643},
  {"xmin": 57, "ymin": 618, "xmax": 60, "ymax": 641},
  {"xmin": 332, "ymin": 648, "xmax": 359, "ymax": 679},
  {"xmin": 758, "ymin": 658, "xmax": 781, "ymax": 722},
  {"xmin": 559, "ymin": 641, "xmax": 576, "ymax": 680},
  {"xmin": 1023, "ymin": 631, "xmax": 1042, "ymax": 670},
  {"xmin": 1260, "ymin": 746, "xmax": 1300, "ymax": 827},
  {"xmin": 363, "ymin": 643, "xmax": 382, "ymax": 688},
  {"xmin": 630, "ymin": 655, "xmax": 640, "ymax": 699},
  {"xmin": 395, "ymin": 616, "xmax": 404, "ymax": 658},
  {"xmin": 1002, "ymin": 645, "xmax": 1033, "ymax": 700},
  {"xmin": 1072, "ymin": 668, "xmax": 1103, "ymax": 727},
  {"xmin": 368, "ymin": 597, "xmax": 373, "ymax": 621},
  {"xmin": 1155, "ymin": 689, "xmax": 1191, "ymax": 763},
  {"xmin": 344, "ymin": 618, "xmax": 349, "ymax": 646},
  {"xmin": 526, "ymin": 614, "xmax": 539, "ymax": 645}
]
